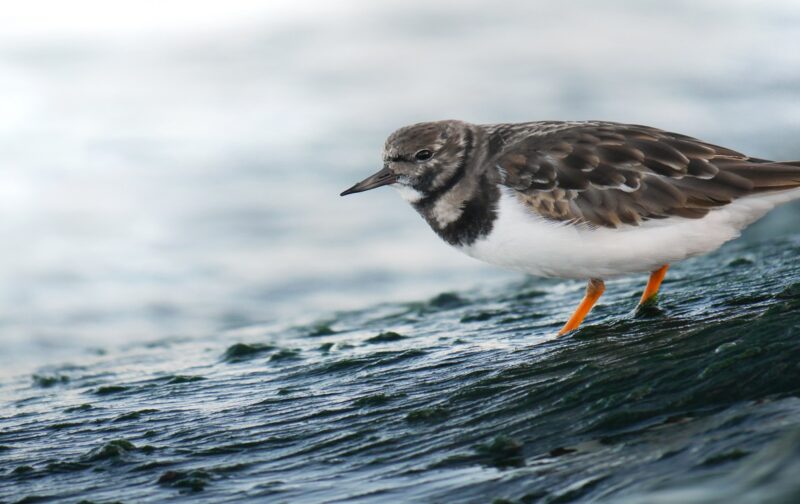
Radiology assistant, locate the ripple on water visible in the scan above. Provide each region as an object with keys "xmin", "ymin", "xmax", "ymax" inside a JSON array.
[{"xmin": 3, "ymin": 237, "xmax": 800, "ymax": 503}]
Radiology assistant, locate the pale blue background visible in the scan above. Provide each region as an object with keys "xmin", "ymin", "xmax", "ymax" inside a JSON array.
[{"xmin": 1, "ymin": 0, "xmax": 799, "ymax": 373}]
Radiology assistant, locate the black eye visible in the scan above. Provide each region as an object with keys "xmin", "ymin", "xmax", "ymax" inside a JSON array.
[{"xmin": 414, "ymin": 149, "xmax": 433, "ymax": 161}]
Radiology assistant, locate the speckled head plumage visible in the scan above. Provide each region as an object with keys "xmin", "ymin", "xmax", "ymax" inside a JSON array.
[
  {"xmin": 340, "ymin": 120, "xmax": 478, "ymax": 200},
  {"xmin": 382, "ymin": 120, "xmax": 475, "ymax": 196},
  {"xmin": 342, "ymin": 120, "xmax": 499, "ymax": 246}
]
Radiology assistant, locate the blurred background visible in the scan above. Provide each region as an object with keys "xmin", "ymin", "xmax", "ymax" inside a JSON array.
[{"xmin": 2, "ymin": 0, "xmax": 799, "ymax": 374}]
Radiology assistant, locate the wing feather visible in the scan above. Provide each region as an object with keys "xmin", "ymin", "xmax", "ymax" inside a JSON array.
[{"xmin": 491, "ymin": 122, "xmax": 800, "ymax": 228}]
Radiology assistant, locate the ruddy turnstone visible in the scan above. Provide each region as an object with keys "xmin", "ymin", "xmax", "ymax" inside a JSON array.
[{"xmin": 341, "ymin": 120, "xmax": 800, "ymax": 334}]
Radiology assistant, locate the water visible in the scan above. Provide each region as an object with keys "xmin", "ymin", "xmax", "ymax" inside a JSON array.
[
  {"xmin": 2, "ymin": 1, "xmax": 800, "ymax": 502},
  {"xmin": 3, "ymin": 237, "xmax": 800, "ymax": 503}
]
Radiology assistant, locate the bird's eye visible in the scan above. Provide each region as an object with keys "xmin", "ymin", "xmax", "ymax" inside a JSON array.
[{"xmin": 414, "ymin": 149, "xmax": 433, "ymax": 161}]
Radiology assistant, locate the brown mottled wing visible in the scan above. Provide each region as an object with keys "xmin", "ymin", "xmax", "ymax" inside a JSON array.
[{"xmin": 493, "ymin": 122, "xmax": 800, "ymax": 227}]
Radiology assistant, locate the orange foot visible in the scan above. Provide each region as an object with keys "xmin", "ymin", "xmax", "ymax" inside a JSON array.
[
  {"xmin": 639, "ymin": 264, "xmax": 669, "ymax": 307},
  {"xmin": 558, "ymin": 278, "xmax": 605, "ymax": 336}
]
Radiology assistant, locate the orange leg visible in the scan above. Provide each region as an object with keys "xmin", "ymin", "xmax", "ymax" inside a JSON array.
[
  {"xmin": 558, "ymin": 279, "xmax": 605, "ymax": 335},
  {"xmin": 639, "ymin": 264, "xmax": 669, "ymax": 306}
]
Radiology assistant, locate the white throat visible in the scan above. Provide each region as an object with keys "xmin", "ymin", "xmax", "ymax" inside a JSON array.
[{"xmin": 393, "ymin": 184, "xmax": 424, "ymax": 203}]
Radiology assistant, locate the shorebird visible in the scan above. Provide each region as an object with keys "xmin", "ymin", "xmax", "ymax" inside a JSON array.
[{"xmin": 341, "ymin": 120, "xmax": 800, "ymax": 334}]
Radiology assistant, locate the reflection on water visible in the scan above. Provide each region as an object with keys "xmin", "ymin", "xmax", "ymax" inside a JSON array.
[{"xmin": 1, "ymin": 0, "xmax": 799, "ymax": 371}]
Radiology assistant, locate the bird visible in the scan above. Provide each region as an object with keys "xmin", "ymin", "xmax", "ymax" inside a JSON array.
[{"xmin": 341, "ymin": 120, "xmax": 800, "ymax": 335}]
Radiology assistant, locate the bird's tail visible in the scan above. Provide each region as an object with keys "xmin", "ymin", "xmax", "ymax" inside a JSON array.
[
  {"xmin": 770, "ymin": 160, "xmax": 800, "ymax": 190},
  {"xmin": 722, "ymin": 159, "xmax": 800, "ymax": 193}
]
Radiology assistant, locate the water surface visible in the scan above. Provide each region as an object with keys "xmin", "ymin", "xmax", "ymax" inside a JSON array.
[{"xmin": 3, "ymin": 236, "xmax": 800, "ymax": 502}]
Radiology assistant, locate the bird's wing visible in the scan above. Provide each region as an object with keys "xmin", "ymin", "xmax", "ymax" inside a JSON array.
[{"xmin": 491, "ymin": 122, "xmax": 800, "ymax": 228}]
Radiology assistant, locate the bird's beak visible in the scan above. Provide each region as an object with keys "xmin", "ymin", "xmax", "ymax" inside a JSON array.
[{"xmin": 340, "ymin": 166, "xmax": 397, "ymax": 196}]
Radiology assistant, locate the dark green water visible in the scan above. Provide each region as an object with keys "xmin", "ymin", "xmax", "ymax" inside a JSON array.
[{"xmin": 3, "ymin": 235, "xmax": 800, "ymax": 503}]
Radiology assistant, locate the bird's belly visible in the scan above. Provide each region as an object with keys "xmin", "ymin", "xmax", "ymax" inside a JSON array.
[{"xmin": 457, "ymin": 190, "xmax": 791, "ymax": 279}]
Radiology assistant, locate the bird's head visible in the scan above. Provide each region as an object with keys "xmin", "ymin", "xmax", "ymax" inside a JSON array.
[{"xmin": 340, "ymin": 120, "xmax": 473, "ymax": 202}]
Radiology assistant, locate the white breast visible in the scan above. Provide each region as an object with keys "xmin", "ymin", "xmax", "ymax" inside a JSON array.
[{"xmin": 457, "ymin": 187, "xmax": 800, "ymax": 279}]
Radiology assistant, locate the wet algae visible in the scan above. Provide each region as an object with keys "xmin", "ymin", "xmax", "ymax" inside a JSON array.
[{"xmin": 2, "ymin": 236, "xmax": 800, "ymax": 502}]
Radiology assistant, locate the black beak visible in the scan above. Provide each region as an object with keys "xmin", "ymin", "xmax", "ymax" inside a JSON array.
[{"xmin": 340, "ymin": 166, "xmax": 397, "ymax": 196}]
